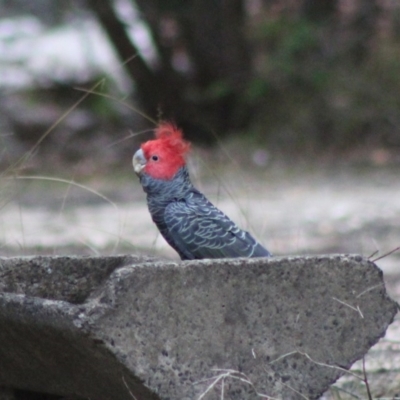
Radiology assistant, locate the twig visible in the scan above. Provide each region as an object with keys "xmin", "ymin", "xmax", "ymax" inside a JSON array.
[
  {"xmin": 362, "ymin": 357, "xmax": 373, "ymax": 400},
  {"xmin": 372, "ymin": 246, "xmax": 400, "ymax": 262},
  {"xmin": 367, "ymin": 249, "xmax": 379, "ymax": 260}
]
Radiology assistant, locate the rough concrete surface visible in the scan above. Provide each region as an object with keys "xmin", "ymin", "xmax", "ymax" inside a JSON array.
[{"xmin": 0, "ymin": 255, "xmax": 398, "ymax": 400}]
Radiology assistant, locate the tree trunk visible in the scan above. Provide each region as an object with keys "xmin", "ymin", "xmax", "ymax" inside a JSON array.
[
  {"xmin": 349, "ymin": 0, "xmax": 380, "ymax": 64},
  {"xmin": 180, "ymin": 0, "xmax": 252, "ymax": 130},
  {"xmin": 86, "ymin": 0, "xmax": 251, "ymax": 142},
  {"xmin": 87, "ymin": 0, "xmax": 160, "ymax": 116},
  {"xmin": 301, "ymin": 0, "xmax": 337, "ymax": 22}
]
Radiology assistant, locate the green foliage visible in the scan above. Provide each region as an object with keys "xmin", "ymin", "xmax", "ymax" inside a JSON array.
[
  {"xmin": 203, "ymin": 80, "xmax": 234, "ymax": 101},
  {"xmin": 254, "ymin": 18, "xmax": 321, "ymax": 83},
  {"xmin": 245, "ymin": 16, "xmax": 400, "ymax": 152},
  {"xmin": 245, "ymin": 77, "xmax": 271, "ymax": 103}
]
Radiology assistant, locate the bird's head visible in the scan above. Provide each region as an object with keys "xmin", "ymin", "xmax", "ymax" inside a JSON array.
[{"xmin": 133, "ymin": 122, "xmax": 191, "ymax": 180}]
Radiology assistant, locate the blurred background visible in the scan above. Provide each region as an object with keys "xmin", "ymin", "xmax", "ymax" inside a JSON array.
[
  {"xmin": 0, "ymin": 0, "xmax": 399, "ymax": 264},
  {"xmin": 0, "ymin": 1, "xmax": 400, "ymax": 397},
  {"xmin": 1, "ymin": 0, "xmax": 400, "ymax": 169}
]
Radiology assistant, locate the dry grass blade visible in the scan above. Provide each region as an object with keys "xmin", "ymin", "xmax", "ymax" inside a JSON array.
[
  {"xmin": 1, "ymin": 79, "xmax": 107, "ymax": 178},
  {"xmin": 10, "ymin": 175, "xmax": 122, "ymax": 253},
  {"xmin": 356, "ymin": 283, "xmax": 384, "ymax": 298},
  {"xmin": 122, "ymin": 375, "xmax": 138, "ymax": 400},
  {"xmin": 12, "ymin": 176, "xmax": 118, "ymax": 211},
  {"xmin": 74, "ymin": 87, "xmax": 156, "ymax": 124},
  {"xmin": 281, "ymin": 382, "xmax": 310, "ymax": 400},
  {"xmin": 76, "ymin": 237, "xmax": 100, "ymax": 255},
  {"xmin": 269, "ymin": 350, "xmax": 364, "ymax": 381},
  {"xmin": 329, "ymin": 385, "xmax": 362, "ymax": 399},
  {"xmin": 196, "ymin": 369, "xmax": 279, "ymax": 400},
  {"xmin": 107, "ymin": 128, "xmax": 154, "ymax": 148},
  {"xmin": 268, "ymin": 351, "xmax": 299, "ymax": 365},
  {"xmin": 196, "ymin": 372, "xmax": 228, "ymax": 400},
  {"xmin": 332, "ymin": 297, "xmax": 364, "ymax": 318}
]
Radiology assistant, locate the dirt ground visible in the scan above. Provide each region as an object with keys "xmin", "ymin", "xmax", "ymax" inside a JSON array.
[{"xmin": 0, "ymin": 160, "xmax": 399, "ymax": 399}]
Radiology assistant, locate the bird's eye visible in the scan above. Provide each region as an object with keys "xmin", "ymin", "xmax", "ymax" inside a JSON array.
[{"xmin": 151, "ymin": 155, "xmax": 159, "ymax": 161}]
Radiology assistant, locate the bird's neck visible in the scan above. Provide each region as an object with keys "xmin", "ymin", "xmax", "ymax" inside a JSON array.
[
  {"xmin": 141, "ymin": 166, "xmax": 193, "ymax": 200},
  {"xmin": 142, "ymin": 167, "xmax": 194, "ymax": 236}
]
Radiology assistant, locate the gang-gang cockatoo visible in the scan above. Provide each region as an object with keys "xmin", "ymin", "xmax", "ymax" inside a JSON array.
[{"xmin": 132, "ymin": 122, "xmax": 271, "ymax": 260}]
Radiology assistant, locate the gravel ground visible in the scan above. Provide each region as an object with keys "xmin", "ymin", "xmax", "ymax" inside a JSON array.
[{"xmin": 0, "ymin": 162, "xmax": 399, "ymax": 399}]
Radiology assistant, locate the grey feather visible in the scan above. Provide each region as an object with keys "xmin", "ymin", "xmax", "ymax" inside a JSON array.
[{"xmin": 140, "ymin": 167, "xmax": 271, "ymax": 260}]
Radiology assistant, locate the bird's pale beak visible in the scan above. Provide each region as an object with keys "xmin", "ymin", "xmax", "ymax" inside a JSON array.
[{"xmin": 132, "ymin": 148, "xmax": 146, "ymax": 175}]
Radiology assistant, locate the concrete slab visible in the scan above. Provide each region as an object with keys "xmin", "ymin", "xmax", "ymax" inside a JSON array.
[{"xmin": 0, "ymin": 255, "xmax": 397, "ymax": 400}]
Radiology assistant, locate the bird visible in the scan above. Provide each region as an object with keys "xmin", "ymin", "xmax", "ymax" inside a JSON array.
[{"xmin": 132, "ymin": 122, "xmax": 271, "ymax": 260}]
